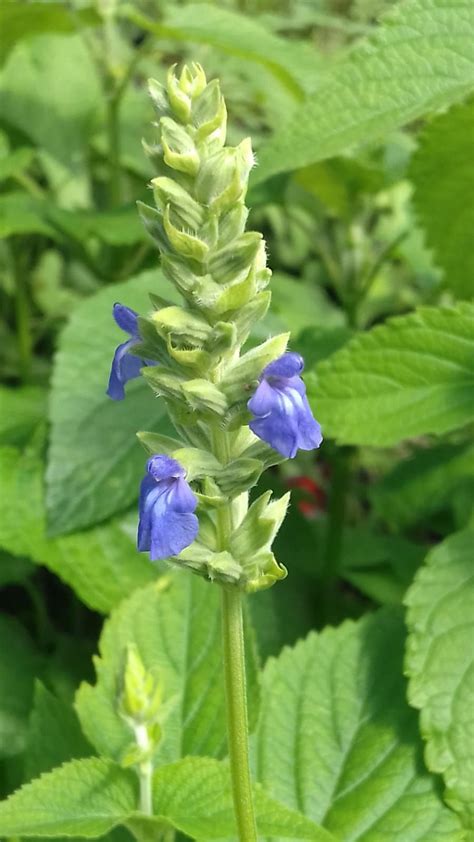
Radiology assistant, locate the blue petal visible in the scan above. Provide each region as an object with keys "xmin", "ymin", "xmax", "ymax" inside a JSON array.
[
  {"xmin": 113, "ymin": 303, "xmax": 139, "ymax": 337},
  {"xmin": 137, "ymin": 477, "xmax": 163, "ymax": 552},
  {"xmin": 247, "ymin": 379, "xmax": 276, "ymax": 417},
  {"xmin": 263, "ymin": 352, "xmax": 304, "ymax": 380},
  {"xmin": 249, "ymin": 386, "xmax": 300, "ymax": 458},
  {"xmin": 106, "ymin": 338, "xmax": 142, "ymax": 400},
  {"xmin": 149, "ymin": 510, "xmax": 199, "ymax": 561},
  {"xmin": 168, "ymin": 477, "xmax": 198, "ymax": 513},
  {"xmin": 147, "ymin": 455, "xmax": 186, "ymax": 482}
]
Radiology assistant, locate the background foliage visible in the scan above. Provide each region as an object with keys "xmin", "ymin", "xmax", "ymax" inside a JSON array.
[{"xmin": 0, "ymin": 0, "xmax": 473, "ymax": 839}]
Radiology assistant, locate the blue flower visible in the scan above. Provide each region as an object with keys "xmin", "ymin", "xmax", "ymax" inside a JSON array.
[
  {"xmin": 107, "ymin": 303, "xmax": 147, "ymax": 401},
  {"xmin": 248, "ymin": 352, "xmax": 322, "ymax": 459},
  {"xmin": 137, "ymin": 455, "xmax": 199, "ymax": 561}
]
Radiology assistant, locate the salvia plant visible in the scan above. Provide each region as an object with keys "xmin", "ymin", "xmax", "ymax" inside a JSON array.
[
  {"xmin": 105, "ymin": 63, "xmax": 322, "ymax": 837},
  {"xmin": 1, "ymin": 3, "xmax": 473, "ymax": 838}
]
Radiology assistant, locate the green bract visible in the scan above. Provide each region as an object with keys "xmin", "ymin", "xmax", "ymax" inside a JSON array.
[{"xmin": 136, "ymin": 63, "xmax": 289, "ymax": 591}]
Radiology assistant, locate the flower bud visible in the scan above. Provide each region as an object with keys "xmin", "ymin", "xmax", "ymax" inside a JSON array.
[
  {"xmin": 161, "ymin": 117, "xmax": 200, "ymax": 175},
  {"xmin": 117, "ymin": 644, "xmax": 162, "ymax": 726},
  {"xmin": 166, "ymin": 65, "xmax": 192, "ymax": 122},
  {"xmin": 193, "ymin": 79, "xmax": 227, "ymax": 147},
  {"xmin": 152, "ymin": 177, "xmax": 204, "ymax": 231},
  {"xmin": 195, "ymin": 138, "xmax": 254, "ymax": 213},
  {"xmin": 164, "ymin": 206, "xmax": 209, "ymax": 262},
  {"xmin": 147, "ymin": 78, "xmax": 169, "ymax": 117}
]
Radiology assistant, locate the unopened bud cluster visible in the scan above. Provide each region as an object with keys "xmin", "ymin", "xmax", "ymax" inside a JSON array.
[{"xmin": 117, "ymin": 645, "xmax": 162, "ymax": 767}]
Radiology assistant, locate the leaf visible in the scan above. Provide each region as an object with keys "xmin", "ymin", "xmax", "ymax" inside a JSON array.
[
  {"xmin": 0, "ymin": 384, "xmax": 46, "ymax": 445},
  {"xmin": 270, "ymin": 272, "xmax": 346, "ymax": 335},
  {"xmin": 310, "ymin": 303, "xmax": 474, "ymax": 446},
  {"xmin": 0, "ymin": 550, "xmax": 34, "ymax": 588},
  {"xmin": 75, "ymin": 575, "xmax": 260, "ymax": 766},
  {"xmin": 252, "ymin": 0, "xmax": 474, "ymax": 184},
  {"xmin": 405, "ymin": 530, "xmax": 474, "ymax": 835},
  {"xmin": 0, "ymin": 758, "xmax": 138, "ymax": 837},
  {"xmin": 0, "ymin": 146, "xmax": 34, "ymax": 182},
  {"xmin": 0, "ymin": 3, "xmax": 98, "ymax": 65},
  {"xmin": 25, "ymin": 682, "xmax": 93, "ymax": 782},
  {"xmin": 254, "ymin": 609, "xmax": 463, "ymax": 841},
  {"xmin": 0, "ymin": 34, "xmax": 102, "ymax": 205},
  {"xmin": 151, "ymin": 757, "xmax": 335, "ymax": 841},
  {"xmin": 0, "ymin": 615, "xmax": 37, "ymax": 758},
  {"xmin": 0, "ymin": 446, "xmax": 155, "ymax": 614},
  {"xmin": 46, "ymin": 271, "xmax": 176, "ymax": 535},
  {"xmin": 0, "ymin": 192, "xmax": 56, "ymax": 238},
  {"xmin": 339, "ymin": 525, "xmax": 425, "ymax": 604},
  {"xmin": 0, "ymin": 756, "xmax": 333, "ymax": 840},
  {"xmin": 122, "ymin": 3, "xmax": 320, "ymax": 98},
  {"xmin": 371, "ymin": 441, "xmax": 474, "ymax": 528},
  {"xmin": 410, "ymin": 99, "xmax": 474, "ymax": 298}
]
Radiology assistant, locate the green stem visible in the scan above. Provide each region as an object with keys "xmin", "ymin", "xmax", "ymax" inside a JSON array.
[
  {"xmin": 10, "ymin": 242, "xmax": 32, "ymax": 382},
  {"xmin": 106, "ymin": 92, "xmax": 121, "ymax": 207},
  {"xmin": 323, "ymin": 447, "xmax": 352, "ymax": 578},
  {"xmin": 221, "ymin": 587, "xmax": 257, "ymax": 842},
  {"xmin": 211, "ymin": 427, "xmax": 256, "ymax": 842},
  {"xmin": 134, "ymin": 724, "xmax": 153, "ymax": 816}
]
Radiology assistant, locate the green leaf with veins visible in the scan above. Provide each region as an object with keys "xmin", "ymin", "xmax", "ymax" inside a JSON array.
[
  {"xmin": 0, "ymin": 756, "xmax": 333, "ymax": 840},
  {"xmin": 25, "ymin": 682, "xmax": 93, "ymax": 782},
  {"xmin": 75, "ymin": 575, "xmax": 259, "ymax": 766},
  {"xmin": 405, "ymin": 530, "xmax": 474, "ymax": 837},
  {"xmin": 310, "ymin": 303, "xmax": 474, "ymax": 446},
  {"xmin": 410, "ymin": 99, "xmax": 474, "ymax": 299},
  {"xmin": 46, "ymin": 271, "xmax": 178, "ymax": 536},
  {"xmin": 0, "ymin": 385, "xmax": 47, "ymax": 446},
  {"xmin": 252, "ymin": 0, "xmax": 474, "ymax": 184},
  {"xmin": 254, "ymin": 609, "xmax": 463, "ymax": 841},
  {"xmin": 0, "ymin": 3, "xmax": 99, "ymax": 65},
  {"xmin": 371, "ymin": 441, "xmax": 474, "ymax": 528},
  {"xmin": 122, "ymin": 3, "xmax": 321, "ymax": 98},
  {"xmin": 0, "ymin": 446, "xmax": 155, "ymax": 614}
]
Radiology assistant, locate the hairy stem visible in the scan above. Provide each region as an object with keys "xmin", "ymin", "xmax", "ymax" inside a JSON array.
[
  {"xmin": 212, "ymin": 428, "xmax": 256, "ymax": 841},
  {"xmin": 221, "ymin": 586, "xmax": 257, "ymax": 842},
  {"xmin": 134, "ymin": 724, "xmax": 153, "ymax": 816},
  {"xmin": 10, "ymin": 241, "xmax": 32, "ymax": 382}
]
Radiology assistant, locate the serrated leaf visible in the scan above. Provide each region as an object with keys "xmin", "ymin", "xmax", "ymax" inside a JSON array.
[
  {"xmin": 411, "ymin": 99, "xmax": 474, "ymax": 298},
  {"xmin": 46, "ymin": 271, "xmax": 177, "ymax": 535},
  {"xmin": 339, "ymin": 525, "xmax": 425, "ymax": 604},
  {"xmin": 405, "ymin": 530, "xmax": 474, "ymax": 835},
  {"xmin": 310, "ymin": 303, "xmax": 474, "ymax": 446},
  {"xmin": 151, "ymin": 757, "xmax": 335, "ymax": 841},
  {"xmin": 254, "ymin": 609, "xmax": 463, "ymax": 841},
  {"xmin": 0, "ymin": 384, "xmax": 46, "ymax": 445},
  {"xmin": 0, "ymin": 755, "xmax": 333, "ymax": 840},
  {"xmin": 253, "ymin": 0, "xmax": 474, "ymax": 184},
  {"xmin": 0, "ymin": 3, "xmax": 98, "ymax": 65},
  {"xmin": 0, "ymin": 615, "xmax": 37, "ymax": 758},
  {"xmin": 371, "ymin": 441, "xmax": 474, "ymax": 528},
  {"xmin": 75, "ymin": 575, "xmax": 259, "ymax": 766},
  {"xmin": 122, "ymin": 3, "xmax": 320, "ymax": 98},
  {"xmin": 0, "ymin": 446, "xmax": 155, "ymax": 614},
  {"xmin": 0, "ymin": 758, "xmax": 138, "ymax": 837},
  {"xmin": 25, "ymin": 682, "xmax": 93, "ymax": 781}
]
